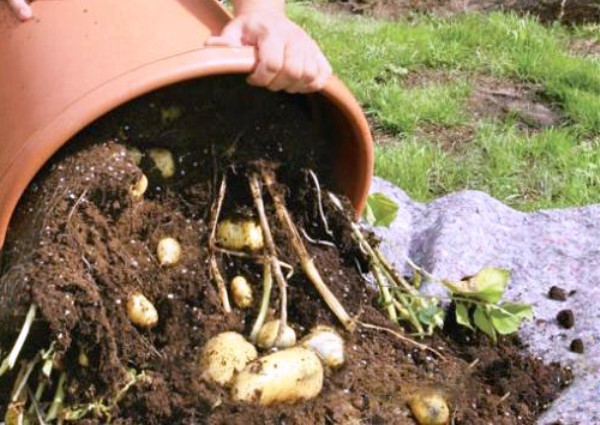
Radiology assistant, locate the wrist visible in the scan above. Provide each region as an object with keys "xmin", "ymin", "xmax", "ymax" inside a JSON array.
[{"xmin": 232, "ymin": 0, "xmax": 285, "ymax": 16}]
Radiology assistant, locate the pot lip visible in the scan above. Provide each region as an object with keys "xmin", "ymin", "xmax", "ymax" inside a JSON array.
[{"xmin": 0, "ymin": 46, "xmax": 373, "ymax": 249}]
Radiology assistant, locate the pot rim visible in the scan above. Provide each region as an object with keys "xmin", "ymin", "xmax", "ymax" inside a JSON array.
[{"xmin": 0, "ymin": 46, "xmax": 373, "ymax": 249}]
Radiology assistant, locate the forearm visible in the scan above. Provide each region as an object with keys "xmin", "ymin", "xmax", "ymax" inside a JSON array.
[{"xmin": 231, "ymin": 0, "xmax": 285, "ymax": 15}]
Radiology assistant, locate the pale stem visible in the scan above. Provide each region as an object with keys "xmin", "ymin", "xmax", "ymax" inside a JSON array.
[
  {"xmin": 0, "ymin": 304, "xmax": 37, "ymax": 377},
  {"xmin": 248, "ymin": 174, "xmax": 289, "ymax": 344},
  {"xmin": 250, "ymin": 261, "xmax": 273, "ymax": 342},
  {"xmin": 262, "ymin": 170, "xmax": 355, "ymax": 331},
  {"xmin": 209, "ymin": 176, "xmax": 232, "ymax": 313}
]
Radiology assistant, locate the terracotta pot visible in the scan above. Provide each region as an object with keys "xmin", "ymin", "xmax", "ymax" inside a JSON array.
[{"xmin": 0, "ymin": 0, "xmax": 373, "ymax": 250}]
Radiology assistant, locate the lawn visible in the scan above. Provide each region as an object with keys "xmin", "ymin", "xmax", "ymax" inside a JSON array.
[{"xmin": 289, "ymin": 3, "xmax": 600, "ymax": 210}]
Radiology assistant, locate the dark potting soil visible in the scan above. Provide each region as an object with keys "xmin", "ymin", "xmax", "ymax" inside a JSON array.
[{"xmin": 0, "ymin": 76, "xmax": 571, "ymax": 424}]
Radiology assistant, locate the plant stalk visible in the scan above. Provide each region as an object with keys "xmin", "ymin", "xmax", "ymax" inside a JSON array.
[
  {"xmin": 0, "ymin": 304, "xmax": 37, "ymax": 377},
  {"xmin": 262, "ymin": 170, "xmax": 355, "ymax": 331},
  {"xmin": 248, "ymin": 174, "xmax": 289, "ymax": 344}
]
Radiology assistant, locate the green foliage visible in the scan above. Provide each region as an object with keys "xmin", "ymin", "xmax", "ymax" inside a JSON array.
[
  {"xmin": 445, "ymin": 268, "xmax": 533, "ymax": 342},
  {"xmin": 289, "ymin": 5, "xmax": 600, "ymax": 211},
  {"xmin": 364, "ymin": 193, "xmax": 400, "ymax": 227}
]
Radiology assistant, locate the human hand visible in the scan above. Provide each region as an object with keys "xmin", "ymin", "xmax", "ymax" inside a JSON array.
[
  {"xmin": 205, "ymin": 2, "xmax": 332, "ymax": 93},
  {"xmin": 5, "ymin": 0, "xmax": 33, "ymax": 20}
]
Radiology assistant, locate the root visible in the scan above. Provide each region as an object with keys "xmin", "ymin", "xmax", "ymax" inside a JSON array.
[
  {"xmin": 0, "ymin": 304, "xmax": 37, "ymax": 377},
  {"xmin": 262, "ymin": 170, "xmax": 355, "ymax": 331},
  {"xmin": 359, "ymin": 322, "xmax": 446, "ymax": 360},
  {"xmin": 248, "ymin": 174, "xmax": 289, "ymax": 344},
  {"xmin": 249, "ymin": 260, "xmax": 273, "ymax": 342},
  {"xmin": 208, "ymin": 176, "xmax": 232, "ymax": 313}
]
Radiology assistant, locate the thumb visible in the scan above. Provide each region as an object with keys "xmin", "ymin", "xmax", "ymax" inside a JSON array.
[{"xmin": 205, "ymin": 20, "xmax": 245, "ymax": 47}]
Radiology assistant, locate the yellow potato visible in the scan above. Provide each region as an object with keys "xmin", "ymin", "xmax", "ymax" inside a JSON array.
[
  {"xmin": 256, "ymin": 320, "xmax": 296, "ymax": 350},
  {"xmin": 300, "ymin": 325, "xmax": 345, "ymax": 368},
  {"xmin": 127, "ymin": 292, "xmax": 158, "ymax": 329},
  {"xmin": 216, "ymin": 219, "xmax": 264, "ymax": 252},
  {"xmin": 231, "ymin": 276, "xmax": 253, "ymax": 309},
  {"xmin": 231, "ymin": 347, "xmax": 323, "ymax": 405},
  {"xmin": 201, "ymin": 332, "xmax": 258, "ymax": 386},
  {"xmin": 157, "ymin": 237, "xmax": 182, "ymax": 267},
  {"xmin": 148, "ymin": 148, "xmax": 175, "ymax": 178},
  {"xmin": 129, "ymin": 174, "xmax": 148, "ymax": 200},
  {"xmin": 408, "ymin": 390, "xmax": 450, "ymax": 425}
]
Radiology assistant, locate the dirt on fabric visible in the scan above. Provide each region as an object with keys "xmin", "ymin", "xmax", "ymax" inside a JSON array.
[{"xmin": 0, "ymin": 76, "xmax": 572, "ymax": 424}]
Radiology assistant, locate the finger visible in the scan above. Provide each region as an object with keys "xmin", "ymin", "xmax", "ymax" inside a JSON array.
[
  {"xmin": 247, "ymin": 35, "xmax": 286, "ymax": 88},
  {"xmin": 205, "ymin": 20, "xmax": 244, "ymax": 47},
  {"xmin": 312, "ymin": 53, "xmax": 333, "ymax": 90},
  {"xmin": 267, "ymin": 42, "xmax": 306, "ymax": 92},
  {"xmin": 8, "ymin": 0, "xmax": 33, "ymax": 20},
  {"xmin": 286, "ymin": 52, "xmax": 319, "ymax": 94}
]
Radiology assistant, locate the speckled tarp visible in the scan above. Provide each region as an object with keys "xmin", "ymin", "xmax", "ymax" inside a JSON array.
[{"xmin": 371, "ymin": 177, "xmax": 600, "ymax": 425}]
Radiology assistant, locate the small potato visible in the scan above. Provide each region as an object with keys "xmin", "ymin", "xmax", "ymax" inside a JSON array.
[
  {"xmin": 408, "ymin": 390, "xmax": 450, "ymax": 425},
  {"xmin": 127, "ymin": 292, "xmax": 159, "ymax": 328},
  {"xmin": 231, "ymin": 276, "xmax": 253, "ymax": 309},
  {"xmin": 231, "ymin": 347, "xmax": 324, "ymax": 405},
  {"xmin": 256, "ymin": 320, "xmax": 296, "ymax": 350},
  {"xmin": 201, "ymin": 332, "xmax": 258, "ymax": 386},
  {"xmin": 129, "ymin": 174, "xmax": 148, "ymax": 200},
  {"xmin": 157, "ymin": 237, "xmax": 181, "ymax": 267},
  {"xmin": 148, "ymin": 148, "xmax": 175, "ymax": 179},
  {"xmin": 126, "ymin": 147, "xmax": 143, "ymax": 166},
  {"xmin": 216, "ymin": 219, "xmax": 264, "ymax": 252},
  {"xmin": 300, "ymin": 325, "xmax": 345, "ymax": 368}
]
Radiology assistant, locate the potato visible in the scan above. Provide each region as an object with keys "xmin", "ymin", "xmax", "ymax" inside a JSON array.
[
  {"xmin": 231, "ymin": 347, "xmax": 324, "ymax": 405},
  {"xmin": 407, "ymin": 390, "xmax": 450, "ymax": 425},
  {"xmin": 201, "ymin": 332, "xmax": 258, "ymax": 386},
  {"xmin": 157, "ymin": 237, "xmax": 182, "ymax": 267},
  {"xmin": 126, "ymin": 147, "xmax": 143, "ymax": 166},
  {"xmin": 127, "ymin": 292, "xmax": 159, "ymax": 328},
  {"xmin": 148, "ymin": 148, "xmax": 175, "ymax": 178},
  {"xmin": 129, "ymin": 174, "xmax": 148, "ymax": 200},
  {"xmin": 231, "ymin": 276, "xmax": 253, "ymax": 309},
  {"xmin": 216, "ymin": 219, "xmax": 264, "ymax": 252},
  {"xmin": 300, "ymin": 325, "xmax": 345, "ymax": 368},
  {"xmin": 256, "ymin": 320, "xmax": 296, "ymax": 350}
]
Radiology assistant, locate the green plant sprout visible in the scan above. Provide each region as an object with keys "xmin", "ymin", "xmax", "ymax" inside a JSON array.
[{"xmin": 349, "ymin": 192, "xmax": 533, "ymax": 341}]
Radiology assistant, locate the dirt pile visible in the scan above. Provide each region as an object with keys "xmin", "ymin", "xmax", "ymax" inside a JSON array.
[{"xmin": 0, "ymin": 76, "xmax": 571, "ymax": 424}]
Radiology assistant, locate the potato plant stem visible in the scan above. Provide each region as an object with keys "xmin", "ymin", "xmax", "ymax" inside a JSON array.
[
  {"xmin": 209, "ymin": 176, "xmax": 232, "ymax": 313},
  {"xmin": 371, "ymin": 265, "xmax": 398, "ymax": 323},
  {"xmin": 45, "ymin": 372, "xmax": 66, "ymax": 422},
  {"xmin": 261, "ymin": 170, "xmax": 355, "ymax": 331},
  {"xmin": 248, "ymin": 174, "xmax": 289, "ymax": 343},
  {"xmin": 250, "ymin": 261, "xmax": 273, "ymax": 342},
  {"xmin": 0, "ymin": 304, "xmax": 37, "ymax": 377}
]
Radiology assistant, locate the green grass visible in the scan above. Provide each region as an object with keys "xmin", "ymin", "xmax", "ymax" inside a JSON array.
[{"xmin": 289, "ymin": 4, "xmax": 600, "ymax": 210}]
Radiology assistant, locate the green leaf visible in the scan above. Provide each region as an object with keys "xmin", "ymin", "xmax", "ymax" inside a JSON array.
[
  {"xmin": 417, "ymin": 303, "xmax": 445, "ymax": 329},
  {"xmin": 455, "ymin": 302, "xmax": 474, "ymax": 330},
  {"xmin": 364, "ymin": 193, "xmax": 399, "ymax": 227},
  {"xmin": 500, "ymin": 303, "xmax": 534, "ymax": 320},
  {"xmin": 443, "ymin": 268, "xmax": 510, "ymax": 303},
  {"xmin": 473, "ymin": 306, "xmax": 497, "ymax": 342},
  {"xmin": 472, "ymin": 268, "xmax": 510, "ymax": 303},
  {"xmin": 489, "ymin": 309, "xmax": 521, "ymax": 335}
]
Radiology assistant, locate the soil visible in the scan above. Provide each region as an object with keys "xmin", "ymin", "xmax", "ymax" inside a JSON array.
[
  {"xmin": 323, "ymin": 0, "xmax": 600, "ymax": 24},
  {"xmin": 548, "ymin": 286, "xmax": 567, "ymax": 302},
  {"xmin": 569, "ymin": 338, "xmax": 584, "ymax": 354},
  {"xmin": 556, "ymin": 310, "xmax": 575, "ymax": 329},
  {"xmin": 0, "ymin": 75, "xmax": 572, "ymax": 424}
]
